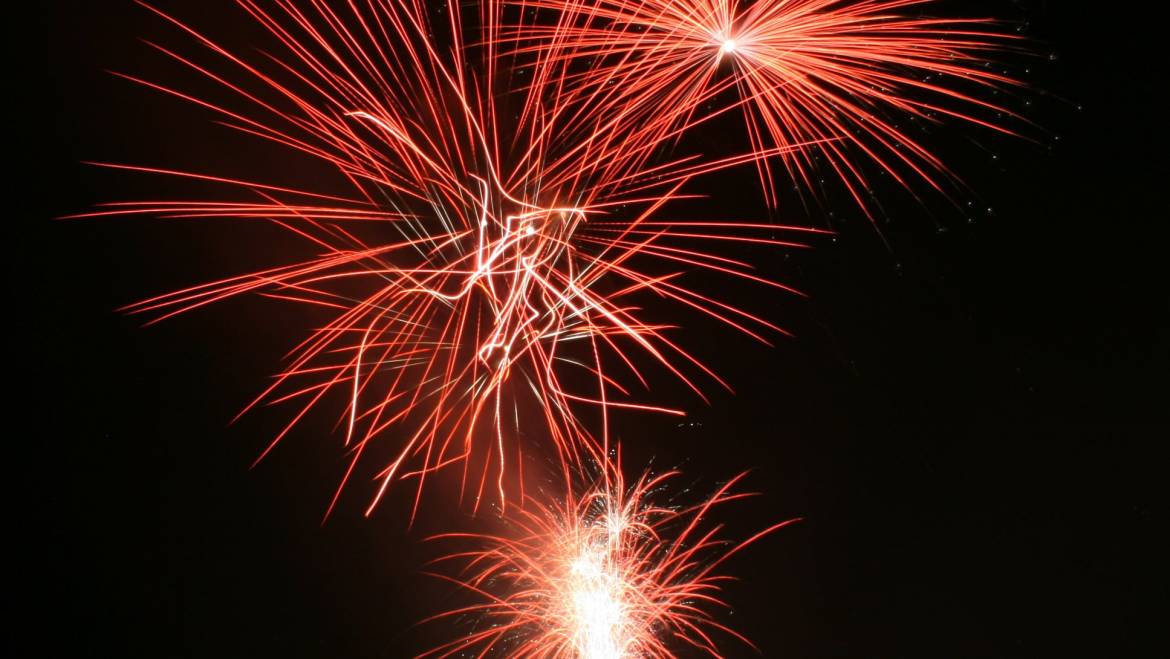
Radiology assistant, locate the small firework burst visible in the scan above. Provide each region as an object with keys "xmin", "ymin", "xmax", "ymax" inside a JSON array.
[{"xmin": 424, "ymin": 460, "xmax": 798, "ymax": 657}]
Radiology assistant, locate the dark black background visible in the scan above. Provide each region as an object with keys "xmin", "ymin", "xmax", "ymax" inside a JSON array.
[{"xmin": 13, "ymin": 1, "xmax": 1165, "ymax": 657}]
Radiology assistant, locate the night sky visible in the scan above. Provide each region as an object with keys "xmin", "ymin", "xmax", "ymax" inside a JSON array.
[{"xmin": 13, "ymin": 1, "xmax": 1164, "ymax": 657}]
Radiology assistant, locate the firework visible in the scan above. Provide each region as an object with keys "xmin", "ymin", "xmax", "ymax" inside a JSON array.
[
  {"xmin": 74, "ymin": 0, "xmax": 819, "ymax": 516},
  {"xmin": 502, "ymin": 0, "xmax": 1024, "ymax": 213},
  {"xmin": 423, "ymin": 459, "xmax": 798, "ymax": 657}
]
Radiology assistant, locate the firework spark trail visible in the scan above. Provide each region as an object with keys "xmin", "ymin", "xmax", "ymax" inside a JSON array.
[
  {"xmin": 423, "ymin": 457, "xmax": 799, "ymax": 658},
  {"xmin": 73, "ymin": 0, "xmax": 822, "ymax": 517},
  {"xmin": 500, "ymin": 0, "xmax": 1025, "ymax": 214}
]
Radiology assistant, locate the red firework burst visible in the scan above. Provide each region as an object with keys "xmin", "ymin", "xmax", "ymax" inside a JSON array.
[
  {"xmin": 423, "ymin": 458, "xmax": 799, "ymax": 657},
  {"xmin": 501, "ymin": 0, "xmax": 1025, "ymax": 213},
  {"xmin": 72, "ymin": 0, "xmax": 817, "ymax": 517}
]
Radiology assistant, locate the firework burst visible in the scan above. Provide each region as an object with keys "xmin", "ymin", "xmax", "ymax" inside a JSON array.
[
  {"xmin": 73, "ymin": 0, "xmax": 819, "ymax": 517},
  {"xmin": 424, "ymin": 459, "xmax": 798, "ymax": 657},
  {"xmin": 502, "ymin": 0, "xmax": 1025, "ymax": 213}
]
